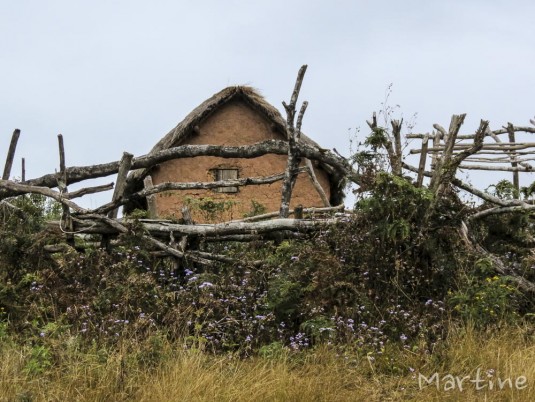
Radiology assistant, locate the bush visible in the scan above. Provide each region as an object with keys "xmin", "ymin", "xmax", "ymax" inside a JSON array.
[{"xmin": 0, "ymin": 174, "xmax": 532, "ymax": 357}]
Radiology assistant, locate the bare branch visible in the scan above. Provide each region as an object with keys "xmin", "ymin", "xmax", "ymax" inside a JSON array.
[
  {"xmin": 469, "ymin": 204, "xmax": 535, "ymax": 221},
  {"xmin": 67, "ymin": 183, "xmax": 114, "ymax": 199},
  {"xmin": 407, "ymin": 125, "xmax": 535, "ymax": 139},
  {"xmin": 295, "ymin": 101, "xmax": 308, "ymax": 141},
  {"xmin": 288, "ymin": 65, "xmax": 308, "ymax": 112},
  {"xmin": 0, "ymin": 180, "xmax": 87, "ymax": 212},
  {"xmin": 280, "ymin": 65, "xmax": 309, "ymax": 218},
  {"xmin": 432, "ymin": 124, "xmax": 448, "ymax": 142},
  {"xmin": 304, "ymin": 159, "xmax": 330, "ymax": 206}
]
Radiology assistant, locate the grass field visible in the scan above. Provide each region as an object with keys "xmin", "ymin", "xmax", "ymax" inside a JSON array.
[{"xmin": 0, "ymin": 322, "xmax": 533, "ymax": 401}]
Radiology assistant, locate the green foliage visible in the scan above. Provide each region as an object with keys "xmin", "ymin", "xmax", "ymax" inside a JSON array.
[
  {"xmin": 488, "ymin": 178, "xmax": 535, "ymax": 201},
  {"xmin": 185, "ymin": 197, "xmax": 237, "ymax": 221},
  {"xmin": 521, "ymin": 180, "xmax": 535, "ymax": 199},
  {"xmin": 243, "ymin": 200, "xmax": 267, "ymax": 218},
  {"xmin": 449, "ymin": 259, "xmax": 521, "ymax": 327},
  {"xmin": 136, "ymin": 332, "xmax": 170, "ymax": 367},
  {"xmin": 126, "ymin": 208, "xmax": 150, "ymax": 219},
  {"xmin": 258, "ymin": 341, "xmax": 286, "ymax": 359},
  {"xmin": 364, "ymin": 127, "xmax": 389, "ymax": 150},
  {"xmin": 267, "ymin": 277, "xmax": 303, "ymax": 322},
  {"xmin": 355, "ymin": 172, "xmax": 432, "ymax": 244},
  {"xmin": 0, "ymin": 307, "xmax": 8, "ymax": 342},
  {"xmin": 300, "ymin": 317, "xmax": 335, "ymax": 343},
  {"xmin": 487, "ymin": 179, "xmax": 520, "ymax": 200},
  {"xmin": 24, "ymin": 345, "xmax": 53, "ymax": 375}
]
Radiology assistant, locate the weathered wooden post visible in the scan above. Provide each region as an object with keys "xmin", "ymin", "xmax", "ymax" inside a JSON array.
[
  {"xmin": 279, "ymin": 65, "xmax": 308, "ymax": 218},
  {"xmin": 2, "ymin": 129, "xmax": 21, "ymax": 180},
  {"xmin": 57, "ymin": 134, "xmax": 75, "ymax": 247}
]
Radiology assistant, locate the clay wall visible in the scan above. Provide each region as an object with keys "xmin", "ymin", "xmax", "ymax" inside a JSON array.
[{"xmin": 150, "ymin": 100, "xmax": 331, "ymax": 222}]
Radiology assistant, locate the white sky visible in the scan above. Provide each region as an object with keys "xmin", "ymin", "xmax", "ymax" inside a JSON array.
[{"xmin": 1, "ymin": 0, "xmax": 534, "ymax": 208}]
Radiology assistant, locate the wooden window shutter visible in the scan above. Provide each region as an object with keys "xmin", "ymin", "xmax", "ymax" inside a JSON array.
[{"xmin": 215, "ymin": 168, "xmax": 238, "ymax": 193}]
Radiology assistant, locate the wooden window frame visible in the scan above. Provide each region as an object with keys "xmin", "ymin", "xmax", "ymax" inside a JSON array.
[{"xmin": 213, "ymin": 168, "xmax": 239, "ymax": 193}]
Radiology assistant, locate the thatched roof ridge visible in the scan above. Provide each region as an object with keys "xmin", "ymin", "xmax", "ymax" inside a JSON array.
[{"xmin": 149, "ymin": 85, "xmax": 321, "ymax": 152}]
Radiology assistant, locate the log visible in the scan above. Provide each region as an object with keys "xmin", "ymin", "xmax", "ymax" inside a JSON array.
[
  {"xmin": 0, "ymin": 140, "xmax": 355, "ymax": 199},
  {"xmin": 69, "ymin": 212, "xmax": 258, "ymax": 266},
  {"xmin": 2, "ymin": 129, "xmax": 21, "ymax": 180},
  {"xmin": 304, "ymin": 159, "xmax": 330, "ymax": 206},
  {"xmin": 92, "ymin": 168, "xmax": 308, "ymax": 216},
  {"xmin": 70, "ymin": 217, "xmax": 337, "ymax": 237},
  {"xmin": 462, "ymin": 157, "xmax": 535, "ymax": 163},
  {"xmin": 406, "ymin": 125, "xmax": 535, "ymax": 139},
  {"xmin": 459, "ymin": 164, "xmax": 533, "ymax": 172},
  {"xmin": 411, "ymin": 143, "xmax": 535, "ymax": 154},
  {"xmin": 202, "ymin": 232, "xmax": 306, "ymax": 242},
  {"xmin": 458, "ymin": 150, "xmax": 535, "ymax": 156},
  {"xmin": 457, "ymin": 165, "xmax": 534, "ymax": 172},
  {"xmin": 230, "ymin": 204, "xmax": 345, "ymax": 223}
]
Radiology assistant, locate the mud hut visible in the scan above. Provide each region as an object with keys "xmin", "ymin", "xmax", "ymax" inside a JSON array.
[{"xmin": 125, "ymin": 86, "xmax": 344, "ymax": 222}]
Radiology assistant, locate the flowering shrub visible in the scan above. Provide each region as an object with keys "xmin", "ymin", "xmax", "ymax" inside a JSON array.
[
  {"xmin": 448, "ymin": 258, "xmax": 521, "ymax": 327},
  {"xmin": 0, "ymin": 175, "xmax": 532, "ymax": 359}
]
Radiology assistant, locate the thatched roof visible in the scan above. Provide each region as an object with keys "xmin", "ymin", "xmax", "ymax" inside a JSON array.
[
  {"xmin": 125, "ymin": 86, "xmax": 345, "ymax": 209},
  {"xmin": 148, "ymin": 85, "xmax": 322, "ymax": 153}
]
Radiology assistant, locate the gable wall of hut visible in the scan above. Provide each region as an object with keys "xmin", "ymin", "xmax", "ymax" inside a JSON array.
[{"xmin": 150, "ymin": 100, "xmax": 331, "ymax": 222}]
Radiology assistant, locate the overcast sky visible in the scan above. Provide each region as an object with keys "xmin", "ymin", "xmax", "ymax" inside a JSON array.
[{"xmin": 1, "ymin": 0, "xmax": 534, "ymax": 208}]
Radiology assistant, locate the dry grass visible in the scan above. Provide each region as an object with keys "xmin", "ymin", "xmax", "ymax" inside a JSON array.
[{"xmin": 0, "ymin": 323, "xmax": 533, "ymax": 401}]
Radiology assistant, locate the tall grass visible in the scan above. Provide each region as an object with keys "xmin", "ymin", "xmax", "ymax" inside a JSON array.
[{"xmin": 0, "ymin": 322, "xmax": 533, "ymax": 401}]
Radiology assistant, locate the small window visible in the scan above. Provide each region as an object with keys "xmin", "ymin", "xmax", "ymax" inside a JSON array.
[{"xmin": 214, "ymin": 168, "xmax": 239, "ymax": 193}]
